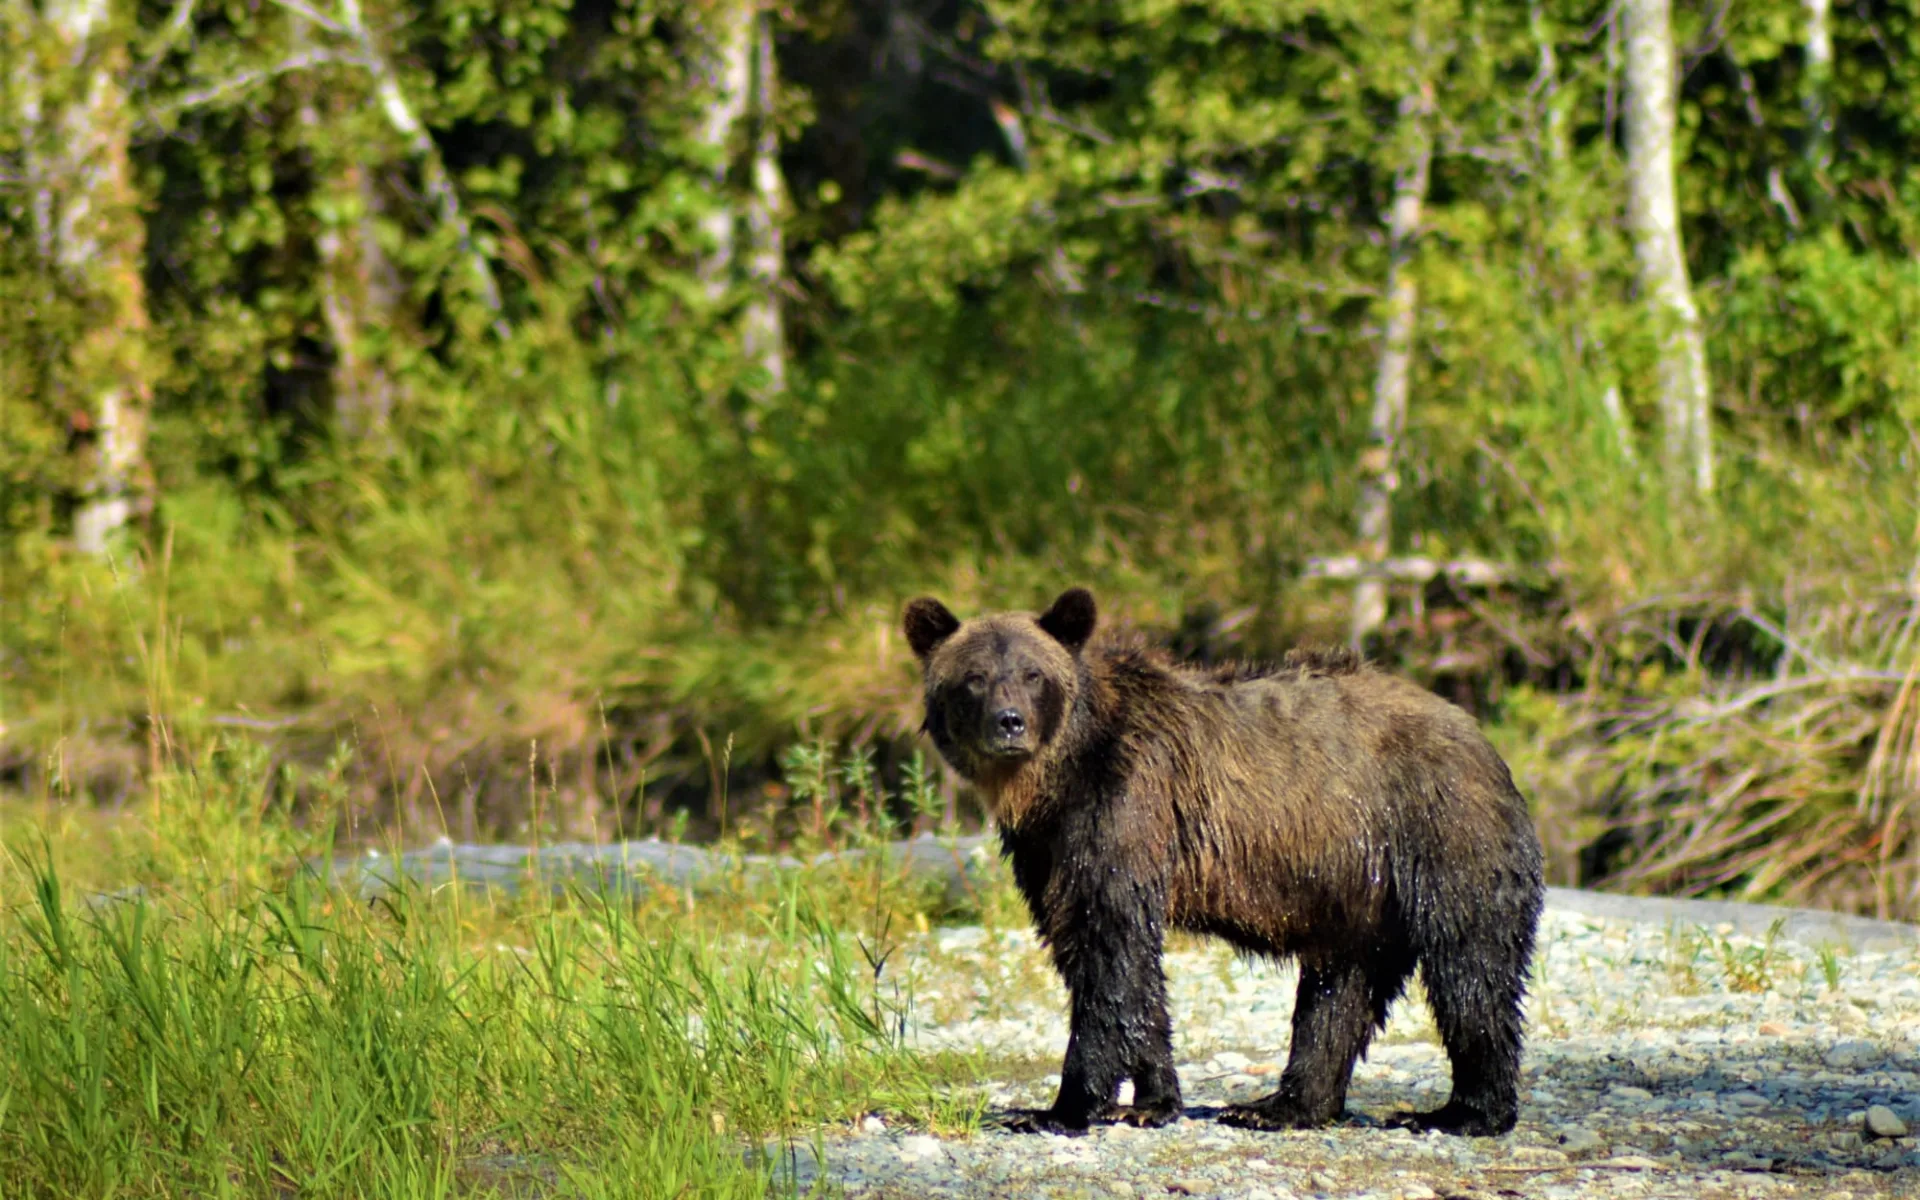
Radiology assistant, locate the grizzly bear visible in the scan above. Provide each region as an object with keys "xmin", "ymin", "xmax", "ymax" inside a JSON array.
[{"xmin": 903, "ymin": 587, "xmax": 1543, "ymax": 1137}]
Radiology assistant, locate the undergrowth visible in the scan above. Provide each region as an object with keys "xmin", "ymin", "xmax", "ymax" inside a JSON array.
[{"xmin": 0, "ymin": 752, "xmax": 998, "ymax": 1199}]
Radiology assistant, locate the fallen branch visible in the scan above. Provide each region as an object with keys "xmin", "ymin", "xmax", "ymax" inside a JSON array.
[
  {"xmin": 1303, "ymin": 555, "xmax": 1548, "ymax": 588},
  {"xmin": 1480, "ymin": 1159, "xmax": 1668, "ymax": 1174}
]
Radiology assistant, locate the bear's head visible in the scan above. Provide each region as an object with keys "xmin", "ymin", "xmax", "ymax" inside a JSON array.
[{"xmin": 901, "ymin": 588, "xmax": 1097, "ymax": 781}]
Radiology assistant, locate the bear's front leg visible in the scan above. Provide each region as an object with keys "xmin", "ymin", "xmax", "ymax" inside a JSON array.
[{"xmin": 1009, "ymin": 881, "xmax": 1182, "ymax": 1133}]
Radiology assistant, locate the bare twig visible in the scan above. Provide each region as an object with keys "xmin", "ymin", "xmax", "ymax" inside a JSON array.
[
  {"xmin": 138, "ymin": 49, "xmax": 366, "ymax": 131},
  {"xmin": 265, "ymin": 0, "xmax": 348, "ymax": 36},
  {"xmin": 1675, "ymin": 670, "xmax": 1911, "ymax": 724},
  {"xmin": 1447, "ymin": 581, "xmax": 1555, "ymax": 669}
]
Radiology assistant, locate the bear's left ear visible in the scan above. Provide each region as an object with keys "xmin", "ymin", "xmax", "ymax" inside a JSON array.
[
  {"xmin": 904, "ymin": 597, "xmax": 962, "ymax": 660},
  {"xmin": 1037, "ymin": 587, "xmax": 1097, "ymax": 652}
]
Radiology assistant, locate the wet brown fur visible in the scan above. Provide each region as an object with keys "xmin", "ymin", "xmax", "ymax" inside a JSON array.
[{"xmin": 904, "ymin": 589, "xmax": 1544, "ymax": 1138}]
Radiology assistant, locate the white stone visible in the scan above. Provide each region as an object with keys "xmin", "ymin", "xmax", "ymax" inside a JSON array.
[{"xmin": 897, "ymin": 1134, "xmax": 943, "ymax": 1161}]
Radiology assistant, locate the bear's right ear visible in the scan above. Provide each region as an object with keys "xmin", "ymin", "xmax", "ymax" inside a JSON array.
[
  {"xmin": 1037, "ymin": 587, "xmax": 1097, "ymax": 652},
  {"xmin": 903, "ymin": 597, "xmax": 961, "ymax": 660}
]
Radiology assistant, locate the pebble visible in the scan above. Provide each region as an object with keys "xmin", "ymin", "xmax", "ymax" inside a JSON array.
[
  {"xmin": 1825, "ymin": 1038, "xmax": 1883, "ymax": 1070},
  {"xmin": 1557, "ymin": 1126, "xmax": 1605, "ymax": 1154},
  {"xmin": 1721, "ymin": 1150, "xmax": 1774, "ymax": 1170},
  {"xmin": 1864, "ymin": 1104, "xmax": 1909, "ymax": 1138},
  {"xmin": 778, "ymin": 904, "xmax": 1920, "ymax": 1200}
]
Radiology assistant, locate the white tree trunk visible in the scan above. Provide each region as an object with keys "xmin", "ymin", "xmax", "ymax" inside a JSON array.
[
  {"xmin": 1623, "ymin": 0, "xmax": 1713, "ymax": 497},
  {"xmin": 1803, "ymin": 0, "xmax": 1832, "ymax": 175},
  {"xmin": 1350, "ymin": 68, "xmax": 1434, "ymax": 650},
  {"xmin": 294, "ymin": 17, "xmax": 402, "ymax": 441},
  {"xmin": 34, "ymin": 0, "xmax": 153, "ymax": 555},
  {"xmin": 319, "ymin": 170, "xmax": 404, "ymax": 438},
  {"xmin": 740, "ymin": 7, "xmax": 786, "ymax": 397},
  {"xmin": 693, "ymin": 0, "xmax": 753, "ymax": 304}
]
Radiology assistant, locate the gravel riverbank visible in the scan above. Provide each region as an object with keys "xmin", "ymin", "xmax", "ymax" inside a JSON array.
[
  {"xmin": 771, "ymin": 894, "xmax": 1920, "ymax": 1199},
  {"xmin": 325, "ymin": 834, "xmax": 1920, "ymax": 1196}
]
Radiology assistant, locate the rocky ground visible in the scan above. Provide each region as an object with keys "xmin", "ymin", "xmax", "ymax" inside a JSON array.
[{"xmin": 768, "ymin": 898, "xmax": 1920, "ymax": 1199}]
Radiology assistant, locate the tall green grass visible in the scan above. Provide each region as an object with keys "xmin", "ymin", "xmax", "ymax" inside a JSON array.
[{"xmin": 0, "ymin": 807, "xmax": 986, "ymax": 1198}]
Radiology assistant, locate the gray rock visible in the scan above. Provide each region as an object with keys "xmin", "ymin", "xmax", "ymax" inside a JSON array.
[
  {"xmin": 1864, "ymin": 1104, "xmax": 1909, "ymax": 1138},
  {"xmin": 1824, "ymin": 1039, "xmax": 1883, "ymax": 1070},
  {"xmin": 1557, "ymin": 1127, "xmax": 1605, "ymax": 1154}
]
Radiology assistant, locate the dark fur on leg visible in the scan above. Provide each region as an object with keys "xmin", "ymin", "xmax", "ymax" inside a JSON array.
[
  {"xmin": 1400, "ymin": 891, "xmax": 1537, "ymax": 1136},
  {"xmin": 1220, "ymin": 951, "xmax": 1411, "ymax": 1131}
]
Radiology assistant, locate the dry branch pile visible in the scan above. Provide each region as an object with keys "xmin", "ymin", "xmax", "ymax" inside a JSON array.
[{"xmin": 1520, "ymin": 585, "xmax": 1920, "ymax": 920}]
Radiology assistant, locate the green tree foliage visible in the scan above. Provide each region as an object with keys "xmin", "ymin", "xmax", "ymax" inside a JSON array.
[{"xmin": 2, "ymin": 0, "xmax": 1917, "ymax": 882}]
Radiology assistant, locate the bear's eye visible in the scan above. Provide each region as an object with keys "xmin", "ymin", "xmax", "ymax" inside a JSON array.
[
  {"xmin": 962, "ymin": 673, "xmax": 987, "ymax": 692},
  {"xmin": 1024, "ymin": 669, "xmax": 1043, "ymax": 686}
]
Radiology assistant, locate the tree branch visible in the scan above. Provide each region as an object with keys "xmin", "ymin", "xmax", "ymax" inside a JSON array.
[{"xmin": 138, "ymin": 48, "xmax": 366, "ymax": 131}]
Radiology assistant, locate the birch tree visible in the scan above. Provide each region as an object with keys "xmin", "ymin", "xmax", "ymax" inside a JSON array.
[
  {"xmin": 1623, "ymin": 0, "xmax": 1713, "ymax": 496},
  {"xmin": 691, "ymin": 0, "xmax": 786, "ymax": 398},
  {"xmin": 293, "ymin": 18, "xmax": 402, "ymax": 442},
  {"xmin": 28, "ymin": 0, "xmax": 152, "ymax": 555},
  {"xmin": 741, "ymin": 6, "xmax": 786, "ymax": 396},
  {"xmin": 1802, "ymin": 0, "xmax": 1832, "ymax": 206},
  {"xmin": 1350, "ymin": 41, "xmax": 1434, "ymax": 650},
  {"xmin": 693, "ymin": 0, "xmax": 753, "ymax": 303}
]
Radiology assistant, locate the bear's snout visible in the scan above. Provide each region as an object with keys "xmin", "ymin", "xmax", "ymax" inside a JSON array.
[{"xmin": 985, "ymin": 702, "xmax": 1034, "ymax": 757}]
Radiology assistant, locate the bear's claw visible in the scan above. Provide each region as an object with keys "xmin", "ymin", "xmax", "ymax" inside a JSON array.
[
  {"xmin": 991, "ymin": 1108, "xmax": 1090, "ymax": 1137},
  {"xmin": 1385, "ymin": 1101, "xmax": 1513, "ymax": 1137},
  {"xmin": 1217, "ymin": 1100, "xmax": 1341, "ymax": 1131}
]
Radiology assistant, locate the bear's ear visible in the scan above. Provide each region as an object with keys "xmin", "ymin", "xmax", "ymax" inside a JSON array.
[
  {"xmin": 903, "ymin": 597, "xmax": 961, "ymax": 660},
  {"xmin": 1037, "ymin": 587, "xmax": 1097, "ymax": 652}
]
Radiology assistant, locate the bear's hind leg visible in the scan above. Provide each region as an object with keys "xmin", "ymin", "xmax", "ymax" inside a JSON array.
[
  {"xmin": 1403, "ymin": 939, "xmax": 1528, "ymax": 1136},
  {"xmin": 1220, "ymin": 956, "xmax": 1392, "ymax": 1131}
]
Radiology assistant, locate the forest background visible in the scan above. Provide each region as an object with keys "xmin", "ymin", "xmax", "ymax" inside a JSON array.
[{"xmin": 4, "ymin": 0, "xmax": 1920, "ymax": 918}]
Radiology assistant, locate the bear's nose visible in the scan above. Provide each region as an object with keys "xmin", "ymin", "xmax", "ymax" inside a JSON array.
[{"xmin": 995, "ymin": 708, "xmax": 1027, "ymax": 738}]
